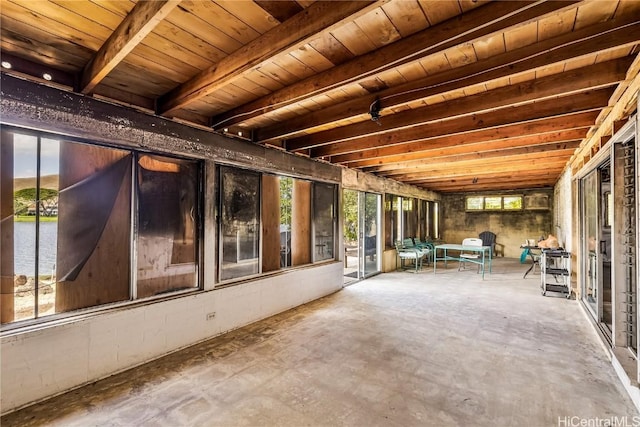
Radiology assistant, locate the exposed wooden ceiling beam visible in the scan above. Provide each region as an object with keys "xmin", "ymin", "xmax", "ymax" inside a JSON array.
[
  {"xmin": 157, "ymin": 1, "xmax": 382, "ymax": 116},
  {"xmin": 422, "ymin": 178, "xmax": 559, "ymax": 193},
  {"xmin": 80, "ymin": 0, "xmax": 181, "ymax": 94},
  {"xmin": 288, "ymin": 57, "xmax": 629, "ymax": 151},
  {"xmin": 362, "ymin": 139, "xmax": 582, "ymax": 174},
  {"xmin": 382, "ymin": 152, "xmax": 572, "ymax": 180},
  {"xmin": 412, "ymin": 169, "xmax": 565, "ymax": 184},
  {"xmin": 211, "ymin": 0, "xmax": 579, "ymax": 130},
  {"xmin": 256, "ymin": 18, "xmax": 640, "ymax": 141},
  {"xmin": 341, "ymin": 126, "xmax": 590, "ymax": 168},
  {"xmin": 310, "ymin": 88, "xmax": 612, "ymax": 158}
]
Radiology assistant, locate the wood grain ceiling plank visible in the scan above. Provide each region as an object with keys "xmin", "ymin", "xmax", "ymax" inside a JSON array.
[
  {"xmin": 212, "ymin": 1, "xmax": 576, "ymax": 129},
  {"xmin": 215, "ymin": 0, "xmax": 280, "ymax": 34},
  {"xmin": 352, "ymin": 129, "xmax": 588, "ymax": 170},
  {"xmin": 417, "ymin": 0, "xmax": 461, "ymax": 27},
  {"xmin": 288, "ymin": 43, "xmax": 335, "ymax": 73},
  {"xmin": 381, "ymin": 0, "xmax": 429, "ymax": 37},
  {"xmin": 334, "ymin": 114, "xmax": 595, "ymax": 165},
  {"xmin": 504, "ymin": 20, "xmax": 538, "ymax": 52},
  {"xmin": 255, "ymin": 17, "xmax": 640, "ymax": 142},
  {"xmin": 443, "ymin": 43, "xmax": 478, "ymax": 69},
  {"xmin": 80, "ymin": 0, "xmax": 181, "ymax": 94},
  {"xmin": 412, "ymin": 168, "xmax": 564, "ymax": 184},
  {"xmin": 352, "ymin": 8, "xmax": 402, "ymax": 48},
  {"xmin": 157, "ymin": 1, "xmax": 380, "ymax": 115},
  {"xmin": 575, "ymin": 0, "xmax": 619, "ymax": 30},
  {"xmin": 2, "ymin": 0, "xmax": 106, "ymax": 51},
  {"xmin": 537, "ymin": 7, "xmax": 576, "ymax": 41},
  {"xmin": 423, "ymin": 175, "xmax": 560, "ymax": 187},
  {"xmin": 330, "ymin": 21, "xmax": 379, "ymax": 56},
  {"xmin": 255, "ymin": 0, "xmax": 304, "ymax": 23},
  {"xmin": 394, "ymin": 61, "xmax": 428, "ymax": 82},
  {"xmin": 286, "ymin": 58, "xmax": 629, "ymax": 150},
  {"xmin": 271, "ymin": 53, "xmax": 319, "ymax": 80},
  {"xmin": 472, "ymin": 32, "xmax": 505, "ymax": 60},
  {"xmin": 255, "ymin": 61, "xmax": 300, "ymax": 87},
  {"xmin": 308, "ymin": 34, "xmax": 355, "ymax": 66},
  {"xmin": 177, "ymin": 1, "xmax": 262, "ymax": 45},
  {"xmin": 308, "ymin": 89, "xmax": 611, "ymax": 157},
  {"xmin": 242, "ymin": 68, "xmax": 285, "ymax": 92},
  {"xmin": 423, "ymin": 179, "xmax": 559, "ymax": 192}
]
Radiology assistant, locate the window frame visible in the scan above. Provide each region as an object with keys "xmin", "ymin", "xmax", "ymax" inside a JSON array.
[{"xmin": 465, "ymin": 195, "xmax": 524, "ymax": 211}]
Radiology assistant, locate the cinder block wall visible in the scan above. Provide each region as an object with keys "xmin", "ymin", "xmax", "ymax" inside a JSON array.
[{"xmin": 440, "ymin": 190, "xmax": 554, "ymax": 258}]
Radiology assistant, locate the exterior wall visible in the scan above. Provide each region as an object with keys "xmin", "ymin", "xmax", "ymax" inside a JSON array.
[
  {"xmin": 1, "ymin": 263, "xmax": 342, "ymax": 413},
  {"xmin": 441, "ymin": 190, "xmax": 554, "ymax": 258},
  {"xmin": 553, "ymin": 169, "xmax": 573, "ymax": 252},
  {"xmin": 0, "ymin": 75, "xmax": 344, "ymax": 414}
]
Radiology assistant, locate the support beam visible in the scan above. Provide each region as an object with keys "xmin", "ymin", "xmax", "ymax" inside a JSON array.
[
  {"xmin": 412, "ymin": 169, "xmax": 565, "ymax": 185},
  {"xmin": 256, "ymin": 18, "xmax": 640, "ymax": 141},
  {"xmin": 211, "ymin": 0, "xmax": 578, "ymax": 130},
  {"xmin": 81, "ymin": 0, "xmax": 181, "ymax": 94},
  {"xmin": 288, "ymin": 58, "xmax": 630, "ymax": 151},
  {"xmin": 310, "ymin": 89, "xmax": 612, "ymax": 158},
  {"xmin": 158, "ymin": 1, "xmax": 382, "ymax": 116},
  {"xmin": 342, "ymin": 126, "xmax": 590, "ymax": 168},
  {"xmin": 364, "ymin": 140, "xmax": 581, "ymax": 174},
  {"xmin": 422, "ymin": 178, "xmax": 559, "ymax": 193}
]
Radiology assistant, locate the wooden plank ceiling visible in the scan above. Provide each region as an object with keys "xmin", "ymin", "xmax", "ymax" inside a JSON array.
[{"xmin": 1, "ymin": 0, "xmax": 639, "ymax": 192}]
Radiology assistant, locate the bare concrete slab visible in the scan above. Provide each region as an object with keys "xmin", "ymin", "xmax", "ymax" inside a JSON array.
[{"xmin": 2, "ymin": 258, "xmax": 637, "ymax": 426}]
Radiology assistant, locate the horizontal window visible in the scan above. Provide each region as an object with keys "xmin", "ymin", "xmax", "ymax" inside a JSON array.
[
  {"xmin": 1, "ymin": 128, "xmax": 201, "ymax": 326},
  {"xmin": 466, "ymin": 195, "xmax": 523, "ymax": 211}
]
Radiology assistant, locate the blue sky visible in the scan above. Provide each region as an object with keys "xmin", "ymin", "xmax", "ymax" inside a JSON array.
[{"xmin": 13, "ymin": 134, "xmax": 59, "ymax": 178}]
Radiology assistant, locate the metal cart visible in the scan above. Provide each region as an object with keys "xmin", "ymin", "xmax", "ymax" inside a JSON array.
[{"xmin": 540, "ymin": 249, "xmax": 571, "ymax": 298}]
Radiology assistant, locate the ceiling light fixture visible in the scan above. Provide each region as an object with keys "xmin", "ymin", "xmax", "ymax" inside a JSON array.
[
  {"xmin": 1, "ymin": 61, "xmax": 12, "ymax": 69},
  {"xmin": 42, "ymin": 73, "xmax": 52, "ymax": 81}
]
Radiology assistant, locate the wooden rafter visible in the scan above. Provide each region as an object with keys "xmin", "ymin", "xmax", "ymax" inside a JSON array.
[
  {"xmin": 287, "ymin": 58, "xmax": 630, "ymax": 151},
  {"xmin": 309, "ymin": 88, "xmax": 613, "ymax": 158},
  {"xmin": 256, "ymin": 17, "xmax": 640, "ymax": 142},
  {"xmin": 157, "ymin": 1, "xmax": 383, "ymax": 116},
  {"xmin": 211, "ymin": 0, "xmax": 579, "ymax": 130},
  {"xmin": 80, "ymin": 0, "xmax": 182, "ymax": 94}
]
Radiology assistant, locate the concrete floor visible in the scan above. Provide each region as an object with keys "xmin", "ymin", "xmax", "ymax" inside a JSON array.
[{"xmin": 2, "ymin": 258, "xmax": 637, "ymax": 426}]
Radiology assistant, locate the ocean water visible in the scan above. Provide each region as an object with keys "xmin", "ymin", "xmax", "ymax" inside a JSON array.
[{"xmin": 13, "ymin": 221, "xmax": 57, "ymax": 277}]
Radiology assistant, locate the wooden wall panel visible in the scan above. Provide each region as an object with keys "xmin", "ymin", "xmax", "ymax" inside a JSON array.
[
  {"xmin": 262, "ymin": 175, "xmax": 281, "ymax": 272},
  {"xmin": 55, "ymin": 143, "xmax": 131, "ymax": 312},
  {"xmin": 1, "ymin": 130, "xmax": 15, "ymax": 323},
  {"xmin": 291, "ymin": 180, "xmax": 311, "ymax": 266}
]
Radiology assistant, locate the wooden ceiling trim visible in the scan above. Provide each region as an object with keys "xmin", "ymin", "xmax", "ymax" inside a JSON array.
[
  {"xmin": 334, "ymin": 116, "xmax": 595, "ymax": 166},
  {"xmin": 289, "ymin": 59, "xmax": 627, "ymax": 152},
  {"xmin": 354, "ymin": 130, "xmax": 587, "ymax": 171},
  {"xmin": 364, "ymin": 140, "xmax": 581, "ymax": 175},
  {"xmin": 309, "ymin": 89, "xmax": 611, "ymax": 158},
  {"xmin": 211, "ymin": 0, "xmax": 577, "ymax": 130},
  {"xmin": 157, "ymin": 1, "xmax": 381, "ymax": 116}
]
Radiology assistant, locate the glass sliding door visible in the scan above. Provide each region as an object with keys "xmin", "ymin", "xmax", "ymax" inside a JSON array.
[
  {"xmin": 360, "ymin": 192, "xmax": 381, "ymax": 278},
  {"xmin": 583, "ymin": 169, "xmax": 599, "ymax": 317},
  {"xmin": 343, "ymin": 190, "xmax": 381, "ymax": 282}
]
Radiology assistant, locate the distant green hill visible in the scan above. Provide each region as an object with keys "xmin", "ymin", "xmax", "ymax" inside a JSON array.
[{"xmin": 13, "ymin": 175, "xmax": 59, "ymax": 191}]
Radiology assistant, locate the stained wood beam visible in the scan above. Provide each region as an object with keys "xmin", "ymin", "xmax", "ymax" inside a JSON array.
[
  {"xmin": 381, "ymin": 154, "xmax": 572, "ymax": 181},
  {"xmin": 157, "ymin": 1, "xmax": 382, "ymax": 116},
  {"xmin": 362, "ymin": 139, "xmax": 582, "ymax": 174},
  {"xmin": 211, "ymin": 0, "xmax": 578, "ymax": 130},
  {"xmin": 80, "ymin": 0, "xmax": 181, "ymax": 94},
  {"xmin": 413, "ymin": 169, "xmax": 565, "ymax": 184},
  {"xmin": 256, "ymin": 18, "xmax": 640, "ymax": 141},
  {"xmin": 422, "ymin": 179, "xmax": 559, "ymax": 193},
  {"xmin": 310, "ymin": 88, "xmax": 612, "ymax": 158},
  {"xmin": 288, "ymin": 58, "xmax": 629, "ymax": 152},
  {"xmin": 342, "ymin": 126, "xmax": 590, "ymax": 168}
]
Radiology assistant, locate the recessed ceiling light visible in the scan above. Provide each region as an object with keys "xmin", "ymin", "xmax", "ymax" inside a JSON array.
[
  {"xmin": 223, "ymin": 128, "xmax": 228, "ymax": 132},
  {"xmin": 42, "ymin": 73, "xmax": 52, "ymax": 81},
  {"xmin": 238, "ymin": 131, "xmax": 243, "ymax": 137},
  {"xmin": 1, "ymin": 61, "xmax": 12, "ymax": 69}
]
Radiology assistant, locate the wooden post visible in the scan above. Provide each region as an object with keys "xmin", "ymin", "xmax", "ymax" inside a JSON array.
[
  {"xmin": 262, "ymin": 175, "xmax": 280, "ymax": 272},
  {"xmin": 291, "ymin": 180, "xmax": 311, "ymax": 266},
  {"xmin": 1, "ymin": 130, "xmax": 15, "ymax": 323}
]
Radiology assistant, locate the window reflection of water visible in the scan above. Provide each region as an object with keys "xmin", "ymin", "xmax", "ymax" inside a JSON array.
[{"xmin": 13, "ymin": 221, "xmax": 57, "ymax": 277}]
